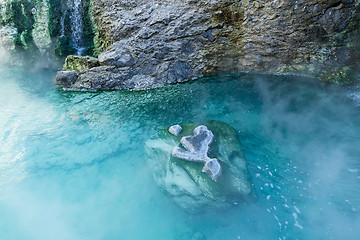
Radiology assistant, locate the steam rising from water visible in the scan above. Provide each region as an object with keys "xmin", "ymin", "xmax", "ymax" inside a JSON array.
[
  {"xmin": 252, "ymin": 77, "xmax": 360, "ymax": 239},
  {"xmin": 0, "ymin": 46, "xmax": 9, "ymax": 64},
  {"xmin": 348, "ymin": 86, "xmax": 360, "ymax": 106},
  {"xmin": 0, "ymin": 68, "xmax": 359, "ymax": 239}
]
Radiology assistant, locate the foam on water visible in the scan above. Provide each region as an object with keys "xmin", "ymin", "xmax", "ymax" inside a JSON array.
[{"xmin": 1, "ymin": 68, "xmax": 360, "ymax": 239}]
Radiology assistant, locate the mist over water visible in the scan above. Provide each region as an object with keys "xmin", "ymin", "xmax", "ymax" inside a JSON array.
[
  {"xmin": 0, "ymin": 47, "xmax": 9, "ymax": 65},
  {"xmin": 0, "ymin": 67, "xmax": 360, "ymax": 239}
]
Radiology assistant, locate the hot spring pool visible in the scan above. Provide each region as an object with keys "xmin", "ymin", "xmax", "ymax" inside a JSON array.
[{"xmin": 0, "ymin": 67, "xmax": 360, "ymax": 239}]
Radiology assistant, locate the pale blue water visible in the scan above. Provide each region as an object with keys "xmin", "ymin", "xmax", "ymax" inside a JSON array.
[{"xmin": 1, "ymin": 67, "xmax": 360, "ymax": 240}]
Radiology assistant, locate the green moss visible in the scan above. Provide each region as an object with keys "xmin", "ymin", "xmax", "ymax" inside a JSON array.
[
  {"xmin": 212, "ymin": 2, "xmax": 245, "ymax": 26},
  {"xmin": 55, "ymin": 35, "xmax": 75, "ymax": 57},
  {"xmin": 13, "ymin": 33, "xmax": 22, "ymax": 46},
  {"xmin": 93, "ymin": 30, "xmax": 112, "ymax": 55},
  {"xmin": 201, "ymin": 2, "xmax": 246, "ymax": 74},
  {"xmin": 318, "ymin": 66, "xmax": 354, "ymax": 85},
  {"xmin": 63, "ymin": 55, "xmax": 99, "ymax": 72},
  {"xmin": 48, "ymin": 0, "xmax": 62, "ymax": 38},
  {"xmin": 3, "ymin": 0, "xmax": 40, "ymax": 59},
  {"xmin": 91, "ymin": 0, "xmax": 113, "ymax": 55},
  {"xmin": 211, "ymin": 2, "xmax": 245, "ymax": 43},
  {"xmin": 9, "ymin": 0, "xmax": 34, "ymax": 34},
  {"xmin": 0, "ymin": 2, "xmax": 12, "ymax": 24},
  {"xmin": 81, "ymin": 0, "xmax": 95, "ymax": 56},
  {"xmin": 0, "ymin": 0, "xmax": 98, "ymax": 63}
]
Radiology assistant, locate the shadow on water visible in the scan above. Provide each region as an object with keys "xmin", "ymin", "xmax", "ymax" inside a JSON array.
[{"xmin": 0, "ymin": 67, "xmax": 360, "ymax": 239}]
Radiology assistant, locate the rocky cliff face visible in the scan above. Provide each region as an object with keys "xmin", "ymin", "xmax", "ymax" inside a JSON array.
[
  {"xmin": 55, "ymin": 0, "xmax": 360, "ymax": 90},
  {"xmin": 1, "ymin": 0, "xmax": 359, "ymax": 88}
]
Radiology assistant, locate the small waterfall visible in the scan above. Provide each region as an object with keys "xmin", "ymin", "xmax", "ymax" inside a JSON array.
[
  {"xmin": 60, "ymin": 9, "xmax": 66, "ymax": 37},
  {"xmin": 60, "ymin": 0, "xmax": 85, "ymax": 56},
  {"xmin": 69, "ymin": 0, "xmax": 85, "ymax": 55}
]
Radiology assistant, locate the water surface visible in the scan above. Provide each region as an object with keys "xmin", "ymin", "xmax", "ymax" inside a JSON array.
[{"xmin": 1, "ymin": 67, "xmax": 360, "ymax": 240}]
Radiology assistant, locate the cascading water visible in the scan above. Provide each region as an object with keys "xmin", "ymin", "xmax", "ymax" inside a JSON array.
[
  {"xmin": 69, "ymin": 0, "xmax": 85, "ymax": 55},
  {"xmin": 60, "ymin": 0, "xmax": 85, "ymax": 56}
]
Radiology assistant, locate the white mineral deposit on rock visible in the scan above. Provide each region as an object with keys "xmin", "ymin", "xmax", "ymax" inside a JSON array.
[
  {"xmin": 169, "ymin": 125, "xmax": 182, "ymax": 136},
  {"xmin": 172, "ymin": 125, "xmax": 222, "ymax": 181}
]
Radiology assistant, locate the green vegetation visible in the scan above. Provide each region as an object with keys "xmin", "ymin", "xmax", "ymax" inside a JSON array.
[
  {"xmin": 0, "ymin": 0, "xmax": 96, "ymax": 63},
  {"xmin": 6, "ymin": 1, "xmax": 36, "ymax": 50},
  {"xmin": 82, "ymin": 0, "xmax": 95, "ymax": 56},
  {"xmin": 48, "ymin": 0, "xmax": 62, "ymax": 37},
  {"xmin": 62, "ymin": 55, "xmax": 99, "ymax": 72}
]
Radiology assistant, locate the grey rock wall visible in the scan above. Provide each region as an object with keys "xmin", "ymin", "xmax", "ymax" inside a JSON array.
[{"xmin": 55, "ymin": 0, "xmax": 360, "ymax": 89}]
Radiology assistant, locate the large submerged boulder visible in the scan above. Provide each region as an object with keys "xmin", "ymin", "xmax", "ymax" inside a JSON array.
[{"xmin": 145, "ymin": 120, "xmax": 252, "ymax": 212}]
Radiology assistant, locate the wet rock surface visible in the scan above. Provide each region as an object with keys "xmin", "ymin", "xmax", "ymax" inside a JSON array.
[
  {"xmin": 169, "ymin": 125, "xmax": 182, "ymax": 136},
  {"xmin": 54, "ymin": 70, "xmax": 79, "ymax": 88},
  {"xmin": 53, "ymin": 0, "xmax": 360, "ymax": 90},
  {"xmin": 172, "ymin": 125, "xmax": 222, "ymax": 181},
  {"xmin": 145, "ymin": 120, "xmax": 252, "ymax": 212},
  {"xmin": 0, "ymin": 1, "xmax": 359, "ymax": 82},
  {"xmin": 62, "ymin": 55, "xmax": 100, "ymax": 72}
]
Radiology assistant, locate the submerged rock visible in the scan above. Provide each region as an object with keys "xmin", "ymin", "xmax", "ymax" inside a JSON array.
[{"xmin": 146, "ymin": 120, "xmax": 252, "ymax": 212}]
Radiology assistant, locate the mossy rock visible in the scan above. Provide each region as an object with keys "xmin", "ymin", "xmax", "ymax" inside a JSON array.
[
  {"xmin": 318, "ymin": 66, "xmax": 354, "ymax": 85},
  {"xmin": 63, "ymin": 55, "xmax": 100, "ymax": 72},
  {"xmin": 145, "ymin": 120, "xmax": 253, "ymax": 212}
]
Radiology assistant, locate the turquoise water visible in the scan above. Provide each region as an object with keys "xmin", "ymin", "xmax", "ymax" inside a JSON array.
[{"xmin": 1, "ymin": 67, "xmax": 360, "ymax": 240}]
